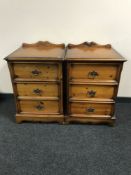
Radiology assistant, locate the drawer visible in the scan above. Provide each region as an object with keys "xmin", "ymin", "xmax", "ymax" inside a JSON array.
[
  {"xmin": 69, "ymin": 84, "xmax": 116, "ymax": 99},
  {"xmin": 13, "ymin": 63, "xmax": 60, "ymax": 80},
  {"xmin": 69, "ymin": 101, "xmax": 114, "ymax": 115},
  {"xmin": 16, "ymin": 82, "xmax": 59, "ymax": 97},
  {"xmin": 69, "ymin": 63, "xmax": 118, "ymax": 81},
  {"xmin": 19, "ymin": 100, "xmax": 59, "ymax": 114}
]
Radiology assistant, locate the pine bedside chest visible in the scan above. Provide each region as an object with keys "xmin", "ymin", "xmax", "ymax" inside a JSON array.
[
  {"xmin": 65, "ymin": 42, "xmax": 126, "ymax": 125},
  {"xmin": 5, "ymin": 41, "xmax": 65, "ymax": 123}
]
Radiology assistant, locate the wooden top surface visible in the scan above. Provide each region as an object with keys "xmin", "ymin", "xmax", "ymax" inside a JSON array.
[
  {"xmin": 6, "ymin": 41, "xmax": 65, "ymax": 61},
  {"xmin": 65, "ymin": 42, "xmax": 125, "ymax": 61}
]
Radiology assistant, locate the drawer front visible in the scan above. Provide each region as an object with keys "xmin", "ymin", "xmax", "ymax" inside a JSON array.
[
  {"xmin": 69, "ymin": 84, "xmax": 116, "ymax": 99},
  {"xmin": 16, "ymin": 83, "xmax": 59, "ymax": 97},
  {"xmin": 19, "ymin": 100, "xmax": 59, "ymax": 114},
  {"xmin": 70, "ymin": 102, "xmax": 114, "ymax": 115},
  {"xmin": 13, "ymin": 63, "xmax": 60, "ymax": 80},
  {"xmin": 69, "ymin": 63, "xmax": 118, "ymax": 81}
]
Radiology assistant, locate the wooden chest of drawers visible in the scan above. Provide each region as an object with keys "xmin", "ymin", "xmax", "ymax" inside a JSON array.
[
  {"xmin": 65, "ymin": 42, "xmax": 126, "ymax": 125},
  {"xmin": 5, "ymin": 41, "xmax": 126, "ymax": 125},
  {"xmin": 5, "ymin": 41, "xmax": 65, "ymax": 123}
]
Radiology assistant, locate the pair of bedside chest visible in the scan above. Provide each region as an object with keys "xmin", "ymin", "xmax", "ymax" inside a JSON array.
[{"xmin": 5, "ymin": 41, "xmax": 126, "ymax": 125}]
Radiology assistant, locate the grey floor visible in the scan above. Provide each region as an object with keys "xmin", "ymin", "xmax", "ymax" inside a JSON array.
[{"xmin": 0, "ymin": 96, "xmax": 131, "ymax": 175}]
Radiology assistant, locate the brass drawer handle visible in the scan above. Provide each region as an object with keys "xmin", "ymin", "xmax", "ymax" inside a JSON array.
[
  {"xmin": 86, "ymin": 107, "xmax": 95, "ymax": 113},
  {"xmin": 36, "ymin": 105, "xmax": 44, "ymax": 110},
  {"xmin": 87, "ymin": 90, "xmax": 96, "ymax": 97},
  {"xmin": 33, "ymin": 88, "xmax": 42, "ymax": 95},
  {"xmin": 31, "ymin": 69, "xmax": 41, "ymax": 76},
  {"xmin": 88, "ymin": 71, "xmax": 99, "ymax": 79},
  {"xmin": 36, "ymin": 101, "xmax": 44, "ymax": 110}
]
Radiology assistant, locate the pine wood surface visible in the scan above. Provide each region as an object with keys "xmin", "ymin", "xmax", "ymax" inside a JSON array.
[
  {"xmin": 6, "ymin": 41, "xmax": 65, "ymax": 123},
  {"xmin": 5, "ymin": 41, "xmax": 126, "ymax": 125},
  {"xmin": 6, "ymin": 41, "xmax": 65, "ymax": 60},
  {"xmin": 65, "ymin": 42, "xmax": 126, "ymax": 125}
]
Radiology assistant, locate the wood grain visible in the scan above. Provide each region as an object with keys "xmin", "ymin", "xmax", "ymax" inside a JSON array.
[
  {"xmin": 16, "ymin": 82, "xmax": 59, "ymax": 97},
  {"xmin": 13, "ymin": 63, "xmax": 59, "ymax": 80},
  {"xmin": 66, "ymin": 42, "xmax": 126, "ymax": 61},
  {"xmin": 69, "ymin": 101, "xmax": 114, "ymax": 116},
  {"xmin": 68, "ymin": 41, "xmax": 111, "ymax": 49},
  {"xmin": 69, "ymin": 84, "xmax": 116, "ymax": 99},
  {"xmin": 5, "ymin": 41, "xmax": 126, "ymax": 125},
  {"xmin": 16, "ymin": 114, "xmax": 64, "ymax": 124},
  {"xmin": 69, "ymin": 63, "xmax": 118, "ymax": 81},
  {"xmin": 65, "ymin": 115, "xmax": 115, "ymax": 126},
  {"xmin": 65, "ymin": 42, "xmax": 126, "ymax": 125},
  {"xmin": 22, "ymin": 41, "xmax": 65, "ymax": 49},
  {"xmin": 19, "ymin": 100, "xmax": 59, "ymax": 114},
  {"xmin": 5, "ymin": 41, "xmax": 65, "ymax": 60},
  {"xmin": 5, "ymin": 41, "xmax": 65, "ymax": 123}
]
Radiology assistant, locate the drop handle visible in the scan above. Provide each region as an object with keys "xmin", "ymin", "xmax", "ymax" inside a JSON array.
[
  {"xmin": 31, "ymin": 69, "xmax": 41, "ymax": 76},
  {"xmin": 87, "ymin": 90, "xmax": 96, "ymax": 97},
  {"xmin": 36, "ymin": 104, "xmax": 44, "ymax": 110},
  {"xmin": 86, "ymin": 107, "xmax": 95, "ymax": 113},
  {"xmin": 88, "ymin": 71, "xmax": 99, "ymax": 79},
  {"xmin": 33, "ymin": 88, "xmax": 42, "ymax": 95}
]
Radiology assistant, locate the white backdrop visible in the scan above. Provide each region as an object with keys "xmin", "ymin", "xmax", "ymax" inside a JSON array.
[{"xmin": 0, "ymin": 0, "xmax": 131, "ymax": 96}]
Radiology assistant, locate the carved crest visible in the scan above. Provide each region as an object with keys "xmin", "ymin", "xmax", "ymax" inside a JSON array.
[
  {"xmin": 67, "ymin": 42, "xmax": 111, "ymax": 49},
  {"xmin": 22, "ymin": 41, "xmax": 65, "ymax": 49}
]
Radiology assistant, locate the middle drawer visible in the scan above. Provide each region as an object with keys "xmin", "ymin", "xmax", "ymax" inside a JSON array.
[
  {"xmin": 69, "ymin": 83, "xmax": 116, "ymax": 99},
  {"xmin": 16, "ymin": 82, "xmax": 59, "ymax": 97}
]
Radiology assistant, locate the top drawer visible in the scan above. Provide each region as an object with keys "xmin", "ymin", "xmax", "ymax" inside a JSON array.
[
  {"xmin": 69, "ymin": 63, "xmax": 119, "ymax": 82},
  {"xmin": 13, "ymin": 63, "xmax": 61, "ymax": 81}
]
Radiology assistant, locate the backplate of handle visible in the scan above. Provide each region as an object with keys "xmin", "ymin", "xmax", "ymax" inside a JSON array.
[
  {"xmin": 36, "ymin": 104, "xmax": 44, "ymax": 110},
  {"xmin": 87, "ymin": 90, "xmax": 96, "ymax": 97},
  {"xmin": 33, "ymin": 88, "xmax": 42, "ymax": 95},
  {"xmin": 88, "ymin": 71, "xmax": 99, "ymax": 79},
  {"xmin": 36, "ymin": 101, "xmax": 44, "ymax": 110},
  {"xmin": 86, "ymin": 107, "xmax": 95, "ymax": 113},
  {"xmin": 31, "ymin": 69, "xmax": 41, "ymax": 76}
]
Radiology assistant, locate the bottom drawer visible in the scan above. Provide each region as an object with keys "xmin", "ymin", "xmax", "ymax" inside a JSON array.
[
  {"xmin": 69, "ymin": 101, "xmax": 114, "ymax": 116},
  {"xmin": 19, "ymin": 100, "xmax": 59, "ymax": 114}
]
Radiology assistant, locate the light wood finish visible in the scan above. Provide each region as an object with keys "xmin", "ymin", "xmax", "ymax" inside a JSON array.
[
  {"xmin": 5, "ymin": 41, "xmax": 65, "ymax": 123},
  {"xmin": 66, "ymin": 42, "xmax": 125, "ymax": 61},
  {"xmin": 16, "ymin": 82, "xmax": 59, "ymax": 97},
  {"xmin": 19, "ymin": 100, "xmax": 59, "ymax": 114},
  {"xmin": 65, "ymin": 116, "xmax": 116, "ymax": 126},
  {"xmin": 69, "ymin": 83, "xmax": 116, "ymax": 100},
  {"xmin": 5, "ymin": 41, "xmax": 65, "ymax": 61},
  {"xmin": 69, "ymin": 101, "xmax": 114, "ymax": 116},
  {"xmin": 16, "ymin": 114, "xmax": 64, "ymax": 124},
  {"xmin": 13, "ymin": 63, "xmax": 59, "ymax": 80},
  {"xmin": 69, "ymin": 63, "xmax": 118, "ymax": 81},
  {"xmin": 65, "ymin": 41, "xmax": 126, "ymax": 125},
  {"xmin": 5, "ymin": 41, "xmax": 126, "ymax": 125}
]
